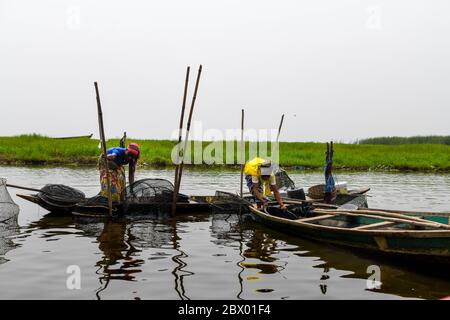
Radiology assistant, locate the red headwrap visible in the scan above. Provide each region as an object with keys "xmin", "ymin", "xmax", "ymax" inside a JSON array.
[{"xmin": 127, "ymin": 143, "xmax": 140, "ymax": 160}]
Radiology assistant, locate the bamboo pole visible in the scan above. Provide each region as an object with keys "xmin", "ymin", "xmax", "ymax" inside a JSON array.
[
  {"xmin": 276, "ymin": 114, "xmax": 285, "ymax": 143},
  {"xmin": 171, "ymin": 66, "xmax": 190, "ymax": 215},
  {"xmin": 240, "ymin": 109, "xmax": 245, "ymax": 198},
  {"xmin": 6, "ymin": 184, "xmax": 48, "ymax": 195},
  {"xmin": 173, "ymin": 65, "xmax": 203, "ymax": 215},
  {"xmin": 94, "ymin": 82, "xmax": 113, "ymax": 217}
]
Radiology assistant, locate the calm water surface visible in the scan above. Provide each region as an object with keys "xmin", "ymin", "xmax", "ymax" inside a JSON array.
[{"xmin": 1, "ymin": 166, "xmax": 450, "ymax": 300}]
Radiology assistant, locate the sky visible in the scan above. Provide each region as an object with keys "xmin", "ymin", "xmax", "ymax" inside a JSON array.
[{"xmin": 0, "ymin": 0, "xmax": 449, "ymax": 142}]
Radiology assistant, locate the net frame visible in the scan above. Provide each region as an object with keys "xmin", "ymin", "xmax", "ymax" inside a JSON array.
[{"xmin": 0, "ymin": 178, "xmax": 17, "ymax": 206}]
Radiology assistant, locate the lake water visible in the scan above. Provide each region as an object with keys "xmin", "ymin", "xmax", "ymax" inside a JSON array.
[{"xmin": 1, "ymin": 166, "xmax": 450, "ymax": 300}]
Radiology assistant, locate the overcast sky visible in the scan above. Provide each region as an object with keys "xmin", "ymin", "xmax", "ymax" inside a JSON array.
[{"xmin": 0, "ymin": 0, "xmax": 449, "ymax": 142}]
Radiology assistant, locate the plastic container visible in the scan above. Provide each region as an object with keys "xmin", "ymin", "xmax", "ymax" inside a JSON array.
[{"xmin": 335, "ymin": 181, "xmax": 348, "ymax": 194}]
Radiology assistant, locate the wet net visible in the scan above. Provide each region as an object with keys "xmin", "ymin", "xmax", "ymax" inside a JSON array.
[
  {"xmin": 264, "ymin": 202, "xmax": 313, "ymax": 220},
  {"xmin": 0, "ymin": 178, "xmax": 19, "ymax": 221},
  {"xmin": 37, "ymin": 184, "xmax": 86, "ymax": 206},
  {"xmin": 209, "ymin": 191, "xmax": 251, "ymax": 213},
  {"xmin": 75, "ymin": 178, "xmax": 184, "ymax": 215},
  {"xmin": 274, "ymin": 166, "xmax": 296, "ymax": 190},
  {"xmin": 123, "ymin": 178, "xmax": 185, "ymax": 214}
]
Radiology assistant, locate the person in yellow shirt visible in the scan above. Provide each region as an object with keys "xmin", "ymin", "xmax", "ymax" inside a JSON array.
[{"xmin": 244, "ymin": 157, "xmax": 287, "ymax": 210}]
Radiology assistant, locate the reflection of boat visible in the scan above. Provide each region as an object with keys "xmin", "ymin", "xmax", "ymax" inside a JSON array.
[
  {"xmin": 247, "ymin": 222, "xmax": 450, "ymax": 299},
  {"xmin": 249, "ymin": 202, "xmax": 450, "ymax": 265}
]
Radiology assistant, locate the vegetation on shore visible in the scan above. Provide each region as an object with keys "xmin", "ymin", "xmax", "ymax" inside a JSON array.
[
  {"xmin": 357, "ymin": 136, "xmax": 450, "ymax": 145},
  {"xmin": 1, "ymin": 134, "xmax": 450, "ymax": 172}
]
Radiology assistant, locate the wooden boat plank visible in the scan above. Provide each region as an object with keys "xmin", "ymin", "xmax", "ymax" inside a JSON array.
[
  {"xmin": 353, "ymin": 221, "xmax": 397, "ymax": 230},
  {"xmin": 299, "ymin": 214, "xmax": 337, "ymax": 223},
  {"xmin": 313, "ymin": 208, "xmax": 450, "ymax": 230}
]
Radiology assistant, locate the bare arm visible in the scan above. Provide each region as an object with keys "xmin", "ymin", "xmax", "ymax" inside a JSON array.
[
  {"xmin": 252, "ymin": 183, "xmax": 266, "ymax": 206},
  {"xmin": 271, "ymin": 185, "xmax": 286, "ymax": 209},
  {"xmin": 129, "ymin": 164, "xmax": 135, "ymax": 185}
]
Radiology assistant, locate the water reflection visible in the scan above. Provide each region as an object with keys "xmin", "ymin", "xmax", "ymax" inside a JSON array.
[
  {"xmin": 4, "ymin": 167, "xmax": 450, "ymax": 299},
  {"xmin": 0, "ymin": 199, "xmax": 20, "ymax": 266},
  {"xmin": 94, "ymin": 221, "xmax": 144, "ymax": 299},
  {"xmin": 9, "ymin": 211, "xmax": 450, "ymax": 300},
  {"xmin": 0, "ymin": 215, "xmax": 19, "ymax": 265}
]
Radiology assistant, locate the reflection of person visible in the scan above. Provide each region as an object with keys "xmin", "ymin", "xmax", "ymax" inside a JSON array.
[
  {"xmin": 96, "ymin": 221, "xmax": 143, "ymax": 289},
  {"xmin": 244, "ymin": 157, "xmax": 286, "ymax": 210},
  {"xmin": 98, "ymin": 143, "xmax": 140, "ymax": 202},
  {"xmin": 97, "ymin": 222, "xmax": 128, "ymax": 264}
]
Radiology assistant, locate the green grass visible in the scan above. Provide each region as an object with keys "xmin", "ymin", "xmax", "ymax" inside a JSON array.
[{"xmin": 1, "ymin": 134, "xmax": 450, "ymax": 171}]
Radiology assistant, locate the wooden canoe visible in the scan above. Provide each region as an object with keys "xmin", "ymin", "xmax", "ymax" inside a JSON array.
[
  {"xmin": 249, "ymin": 202, "xmax": 450, "ymax": 264},
  {"xmin": 16, "ymin": 193, "xmax": 213, "ymax": 216}
]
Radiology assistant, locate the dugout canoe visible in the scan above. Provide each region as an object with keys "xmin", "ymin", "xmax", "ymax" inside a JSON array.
[
  {"xmin": 249, "ymin": 202, "xmax": 450, "ymax": 264},
  {"xmin": 16, "ymin": 193, "xmax": 213, "ymax": 216}
]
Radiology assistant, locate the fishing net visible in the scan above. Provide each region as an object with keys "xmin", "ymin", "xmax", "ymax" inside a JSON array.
[
  {"xmin": 37, "ymin": 184, "xmax": 86, "ymax": 206},
  {"xmin": 122, "ymin": 178, "xmax": 181, "ymax": 214},
  {"xmin": 74, "ymin": 178, "xmax": 184, "ymax": 215},
  {"xmin": 274, "ymin": 166, "xmax": 296, "ymax": 190},
  {"xmin": 334, "ymin": 194, "xmax": 368, "ymax": 208},
  {"xmin": 0, "ymin": 178, "xmax": 19, "ymax": 221},
  {"xmin": 209, "ymin": 191, "xmax": 251, "ymax": 213},
  {"xmin": 264, "ymin": 202, "xmax": 313, "ymax": 220}
]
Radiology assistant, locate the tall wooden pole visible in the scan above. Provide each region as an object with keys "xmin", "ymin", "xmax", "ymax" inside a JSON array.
[
  {"xmin": 240, "ymin": 109, "xmax": 245, "ymax": 198},
  {"xmin": 171, "ymin": 66, "xmax": 190, "ymax": 215},
  {"xmin": 173, "ymin": 65, "xmax": 202, "ymax": 215},
  {"xmin": 276, "ymin": 114, "xmax": 285, "ymax": 143},
  {"xmin": 94, "ymin": 82, "xmax": 113, "ymax": 217}
]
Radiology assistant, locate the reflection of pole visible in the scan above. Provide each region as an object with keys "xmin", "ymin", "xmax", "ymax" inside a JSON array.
[
  {"xmin": 240, "ymin": 109, "xmax": 245, "ymax": 198},
  {"xmin": 171, "ymin": 219, "xmax": 193, "ymax": 300},
  {"xmin": 236, "ymin": 226, "xmax": 245, "ymax": 300}
]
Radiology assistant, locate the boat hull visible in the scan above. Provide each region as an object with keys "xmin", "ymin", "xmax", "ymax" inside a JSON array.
[
  {"xmin": 249, "ymin": 205, "xmax": 450, "ymax": 264},
  {"xmin": 17, "ymin": 193, "xmax": 213, "ymax": 216}
]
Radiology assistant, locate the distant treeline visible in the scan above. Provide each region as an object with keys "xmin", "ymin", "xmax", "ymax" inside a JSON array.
[{"xmin": 356, "ymin": 136, "xmax": 450, "ymax": 145}]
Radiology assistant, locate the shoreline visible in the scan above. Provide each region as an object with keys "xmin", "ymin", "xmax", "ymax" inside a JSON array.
[
  {"xmin": 1, "ymin": 135, "xmax": 450, "ymax": 173},
  {"xmin": 1, "ymin": 160, "xmax": 450, "ymax": 174}
]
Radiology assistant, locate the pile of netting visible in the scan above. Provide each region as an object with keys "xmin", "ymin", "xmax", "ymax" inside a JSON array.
[
  {"xmin": 209, "ymin": 191, "xmax": 252, "ymax": 213},
  {"xmin": 37, "ymin": 184, "xmax": 86, "ymax": 207},
  {"xmin": 273, "ymin": 166, "xmax": 296, "ymax": 190},
  {"xmin": 0, "ymin": 179, "xmax": 19, "ymax": 221},
  {"xmin": 123, "ymin": 178, "xmax": 188, "ymax": 213},
  {"xmin": 77, "ymin": 178, "xmax": 188, "ymax": 214}
]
